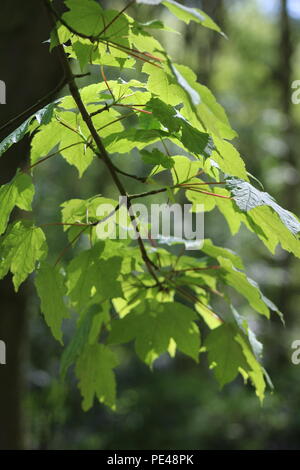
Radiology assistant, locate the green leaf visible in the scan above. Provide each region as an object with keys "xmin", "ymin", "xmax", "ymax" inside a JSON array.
[
  {"xmin": 0, "ymin": 118, "xmax": 33, "ymax": 158},
  {"xmin": 151, "ymin": 155, "xmax": 203, "ymax": 186},
  {"xmin": 147, "ymin": 98, "xmax": 182, "ymax": 133},
  {"xmin": 170, "ymin": 63, "xmax": 201, "ymax": 106},
  {"xmin": 104, "ymin": 128, "xmax": 165, "ymax": 154},
  {"xmin": 66, "ymin": 242, "xmax": 122, "ymax": 313},
  {"xmin": 0, "ymin": 172, "xmax": 34, "ymax": 235},
  {"xmin": 218, "ymin": 257, "xmax": 271, "ymax": 318},
  {"xmin": 61, "ymin": 304, "xmax": 109, "ymax": 378},
  {"xmin": 14, "ymin": 172, "xmax": 35, "ymax": 211},
  {"xmin": 75, "ymin": 343, "xmax": 119, "ymax": 411},
  {"xmin": 31, "ymin": 95, "xmax": 124, "ymax": 176},
  {"xmin": 73, "ymin": 41, "xmax": 94, "ymax": 70},
  {"xmin": 205, "ymin": 323, "xmax": 266, "ymax": 400},
  {"xmin": 145, "ymin": 98, "xmax": 214, "ymax": 158},
  {"xmin": 61, "ymin": 196, "xmax": 118, "ymax": 229},
  {"xmin": 249, "ymin": 205, "xmax": 300, "ymax": 258},
  {"xmin": 108, "ymin": 301, "xmax": 200, "ymax": 366},
  {"xmin": 0, "ymin": 221, "xmax": 47, "ymax": 291},
  {"xmin": 135, "ymin": 19, "xmax": 177, "ymax": 33},
  {"xmin": 201, "ymin": 239, "xmax": 244, "ymax": 270},
  {"xmin": 173, "ymin": 64, "xmax": 237, "ymax": 140},
  {"xmin": 0, "ymin": 101, "xmax": 60, "ymax": 157},
  {"xmin": 137, "ymin": 0, "xmax": 222, "ymax": 33},
  {"xmin": 231, "ymin": 305, "xmax": 263, "ymax": 360},
  {"xmin": 35, "ymin": 101, "xmax": 60, "ymax": 126},
  {"xmin": 143, "ymin": 63, "xmax": 183, "ymax": 107},
  {"xmin": 63, "ymin": 1, "xmax": 130, "ymax": 48},
  {"xmin": 227, "ymin": 178, "xmax": 300, "ymax": 236},
  {"xmin": 180, "ymin": 119, "xmax": 214, "ymax": 157},
  {"xmin": 212, "ymin": 138, "xmax": 248, "ymax": 180},
  {"xmin": 163, "ymin": 1, "xmax": 205, "ymax": 23},
  {"xmin": 63, "ymin": 0, "xmax": 105, "ymax": 36},
  {"xmin": 205, "ymin": 323, "xmax": 249, "ymax": 387},
  {"xmin": 163, "ymin": 0, "xmax": 221, "ymax": 33},
  {"xmin": 235, "ymin": 333, "xmax": 266, "ymax": 402},
  {"xmin": 30, "ymin": 117, "xmax": 93, "ymax": 177},
  {"xmin": 35, "ymin": 262, "xmax": 70, "ymax": 344},
  {"xmin": 141, "ymin": 148, "xmax": 174, "ymax": 168}
]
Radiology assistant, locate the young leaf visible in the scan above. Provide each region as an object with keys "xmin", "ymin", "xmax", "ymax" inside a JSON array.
[
  {"xmin": 137, "ymin": 0, "xmax": 222, "ymax": 33},
  {"xmin": 0, "ymin": 101, "xmax": 60, "ymax": 157},
  {"xmin": 0, "ymin": 221, "xmax": 47, "ymax": 291},
  {"xmin": 146, "ymin": 97, "xmax": 214, "ymax": 158},
  {"xmin": 205, "ymin": 323, "xmax": 249, "ymax": 387},
  {"xmin": 218, "ymin": 257, "xmax": 271, "ymax": 318},
  {"xmin": 235, "ymin": 333, "xmax": 266, "ymax": 402},
  {"xmin": 75, "ymin": 344, "xmax": 119, "ymax": 411},
  {"xmin": 0, "ymin": 172, "xmax": 34, "ymax": 235},
  {"xmin": 66, "ymin": 242, "xmax": 122, "ymax": 313},
  {"xmin": 141, "ymin": 148, "xmax": 174, "ymax": 168},
  {"xmin": 201, "ymin": 239, "xmax": 244, "ymax": 270},
  {"xmin": 108, "ymin": 301, "xmax": 201, "ymax": 366},
  {"xmin": 0, "ymin": 118, "xmax": 33, "ymax": 158},
  {"xmin": 163, "ymin": 0, "xmax": 221, "ymax": 33},
  {"xmin": 35, "ymin": 262, "xmax": 70, "ymax": 344},
  {"xmin": 61, "ymin": 304, "xmax": 109, "ymax": 378},
  {"xmin": 227, "ymin": 177, "xmax": 300, "ymax": 236},
  {"xmin": 63, "ymin": 0, "xmax": 105, "ymax": 36}
]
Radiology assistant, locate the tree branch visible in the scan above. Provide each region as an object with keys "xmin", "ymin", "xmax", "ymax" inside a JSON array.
[{"xmin": 45, "ymin": 0, "xmax": 160, "ymax": 283}]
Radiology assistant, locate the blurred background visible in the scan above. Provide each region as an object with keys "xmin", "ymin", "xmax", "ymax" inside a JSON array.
[{"xmin": 1, "ymin": 0, "xmax": 300, "ymax": 450}]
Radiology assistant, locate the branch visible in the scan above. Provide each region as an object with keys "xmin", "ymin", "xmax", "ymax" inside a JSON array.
[
  {"xmin": 45, "ymin": 0, "xmax": 160, "ymax": 283},
  {"xmin": 110, "ymin": 163, "xmax": 148, "ymax": 183},
  {"xmin": 47, "ymin": 1, "xmax": 162, "ymax": 67},
  {"xmin": 53, "ymin": 203, "xmax": 122, "ymax": 266}
]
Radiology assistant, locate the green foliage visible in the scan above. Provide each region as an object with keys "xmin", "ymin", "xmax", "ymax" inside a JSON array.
[
  {"xmin": 0, "ymin": 101, "xmax": 58, "ymax": 157},
  {"xmin": 0, "ymin": 0, "xmax": 299, "ymax": 411},
  {"xmin": 35, "ymin": 262, "xmax": 70, "ymax": 343},
  {"xmin": 0, "ymin": 221, "xmax": 47, "ymax": 291},
  {"xmin": 75, "ymin": 343, "xmax": 119, "ymax": 410},
  {"xmin": 66, "ymin": 243, "xmax": 122, "ymax": 313},
  {"xmin": 0, "ymin": 171, "xmax": 34, "ymax": 235},
  {"xmin": 227, "ymin": 177, "xmax": 300, "ymax": 235},
  {"xmin": 108, "ymin": 301, "xmax": 200, "ymax": 365}
]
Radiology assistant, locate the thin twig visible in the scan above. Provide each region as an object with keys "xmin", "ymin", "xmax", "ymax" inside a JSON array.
[
  {"xmin": 98, "ymin": 0, "xmax": 136, "ymax": 37},
  {"xmin": 185, "ymin": 187, "xmax": 232, "ymax": 200},
  {"xmin": 24, "ymin": 141, "xmax": 83, "ymax": 172}
]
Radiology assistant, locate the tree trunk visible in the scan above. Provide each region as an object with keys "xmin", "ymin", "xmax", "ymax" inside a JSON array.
[
  {"xmin": 193, "ymin": 0, "xmax": 225, "ymax": 86},
  {"xmin": 276, "ymin": 0, "xmax": 299, "ymax": 314},
  {"xmin": 0, "ymin": 0, "xmax": 61, "ymax": 449}
]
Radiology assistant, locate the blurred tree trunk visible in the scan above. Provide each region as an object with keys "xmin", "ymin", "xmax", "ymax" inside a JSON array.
[
  {"xmin": 0, "ymin": 0, "xmax": 61, "ymax": 449},
  {"xmin": 278, "ymin": 0, "xmax": 298, "ymax": 199},
  {"xmin": 187, "ymin": 0, "xmax": 224, "ymax": 86},
  {"xmin": 276, "ymin": 0, "xmax": 299, "ymax": 313}
]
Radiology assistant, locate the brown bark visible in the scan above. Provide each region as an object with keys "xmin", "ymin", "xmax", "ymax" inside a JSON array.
[{"xmin": 0, "ymin": 0, "xmax": 61, "ymax": 449}]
